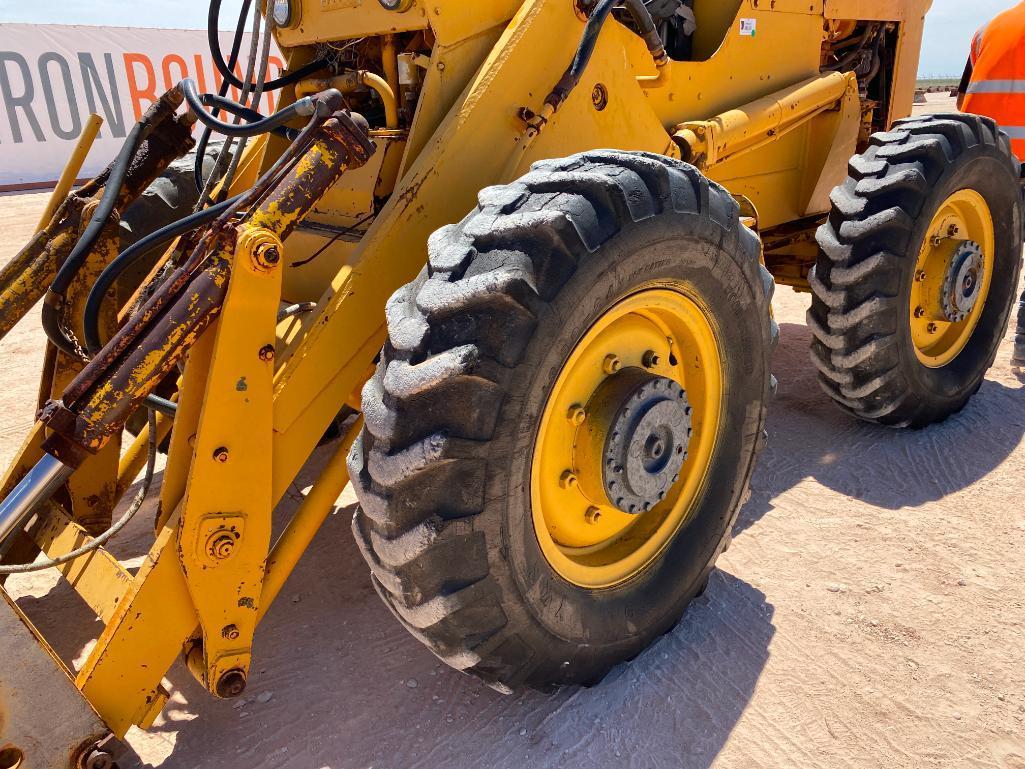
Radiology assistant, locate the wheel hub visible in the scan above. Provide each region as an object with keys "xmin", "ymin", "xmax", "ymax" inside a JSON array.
[
  {"xmin": 941, "ymin": 240, "xmax": 984, "ymax": 322},
  {"xmin": 601, "ymin": 375, "xmax": 691, "ymax": 514}
]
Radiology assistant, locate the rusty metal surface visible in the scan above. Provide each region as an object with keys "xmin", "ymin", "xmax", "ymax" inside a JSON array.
[
  {"xmin": 39, "ymin": 110, "xmax": 373, "ymax": 461},
  {"xmin": 0, "ymin": 107, "xmax": 194, "ymax": 346},
  {"xmin": 40, "ymin": 255, "xmax": 231, "ymax": 458},
  {"xmin": 0, "ymin": 589, "xmax": 108, "ymax": 769},
  {"xmin": 253, "ymin": 112, "xmax": 376, "ymax": 242}
]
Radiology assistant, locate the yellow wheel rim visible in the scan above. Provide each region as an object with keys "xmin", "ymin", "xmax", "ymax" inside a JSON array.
[
  {"xmin": 909, "ymin": 189, "xmax": 995, "ymax": 367},
  {"xmin": 530, "ymin": 285, "xmax": 723, "ymax": 589}
]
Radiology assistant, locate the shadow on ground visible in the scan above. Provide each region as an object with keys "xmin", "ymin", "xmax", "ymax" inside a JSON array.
[
  {"xmin": 735, "ymin": 321, "xmax": 1025, "ymax": 537},
  {"xmin": 131, "ymin": 503, "xmax": 774, "ymax": 769},
  {"xmin": 14, "ymin": 452, "xmax": 774, "ymax": 769}
]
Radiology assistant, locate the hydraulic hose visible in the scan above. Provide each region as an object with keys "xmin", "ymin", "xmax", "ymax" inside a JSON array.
[
  {"xmin": 82, "ymin": 193, "xmax": 243, "ymax": 354},
  {"xmin": 195, "ymin": 0, "xmax": 253, "ymax": 193},
  {"xmin": 546, "ymin": 0, "xmax": 664, "ymax": 111},
  {"xmin": 208, "ymin": 0, "xmax": 328, "ymax": 91},
  {"xmin": 201, "ymin": 94, "xmax": 299, "ymax": 140},
  {"xmin": 182, "ymin": 78, "xmax": 315, "ymax": 138}
]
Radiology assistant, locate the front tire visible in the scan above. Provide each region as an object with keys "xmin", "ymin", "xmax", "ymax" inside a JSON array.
[{"xmin": 349, "ymin": 151, "xmax": 776, "ymax": 690}]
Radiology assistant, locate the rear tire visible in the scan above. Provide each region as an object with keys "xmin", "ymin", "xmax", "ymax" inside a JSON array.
[
  {"xmin": 809, "ymin": 114, "xmax": 1023, "ymax": 427},
  {"xmin": 348, "ymin": 151, "xmax": 776, "ymax": 690}
]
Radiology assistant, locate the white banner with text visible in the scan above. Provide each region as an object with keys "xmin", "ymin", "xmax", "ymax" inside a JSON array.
[{"xmin": 0, "ymin": 23, "xmax": 284, "ymax": 188}]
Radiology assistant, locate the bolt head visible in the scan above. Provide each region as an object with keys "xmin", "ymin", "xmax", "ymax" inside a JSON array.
[
  {"xmin": 642, "ymin": 349, "xmax": 661, "ymax": 368},
  {"xmin": 213, "ymin": 446, "xmax": 229, "ymax": 463},
  {"xmin": 914, "ymin": 306, "xmax": 926, "ymax": 318},
  {"xmin": 927, "ymin": 322, "xmax": 938, "ymax": 334},
  {"xmin": 584, "ymin": 506, "xmax": 602, "ymax": 525},
  {"xmin": 258, "ymin": 344, "xmax": 275, "ymax": 362},
  {"xmin": 84, "ymin": 750, "xmax": 114, "ymax": 769},
  {"xmin": 208, "ymin": 532, "xmax": 237, "ymax": 560},
  {"xmin": 222, "ymin": 624, "xmax": 241, "ymax": 640},
  {"xmin": 602, "ymin": 354, "xmax": 621, "ymax": 375},
  {"xmin": 216, "ymin": 669, "xmax": 247, "ymax": 699},
  {"xmin": 930, "ymin": 235, "xmax": 943, "ymax": 248},
  {"xmin": 947, "ymin": 224, "xmax": 960, "ymax": 238},
  {"xmin": 915, "ymin": 270, "xmax": 927, "ymax": 282},
  {"xmin": 567, "ymin": 404, "xmax": 586, "ymax": 426},
  {"xmin": 559, "ymin": 470, "xmax": 578, "ymax": 489}
]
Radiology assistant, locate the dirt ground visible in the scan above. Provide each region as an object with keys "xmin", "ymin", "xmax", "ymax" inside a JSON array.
[{"xmin": 3, "ymin": 93, "xmax": 1025, "ymax": 769}]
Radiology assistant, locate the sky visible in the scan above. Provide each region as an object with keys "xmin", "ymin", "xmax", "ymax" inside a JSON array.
[{"xmin": 0, "ymin": 0, "xmax": 1018, "ymax": 77}]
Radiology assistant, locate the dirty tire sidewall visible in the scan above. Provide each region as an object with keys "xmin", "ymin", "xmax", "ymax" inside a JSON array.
[{"xmin": 495, "ymin": 216, "xmax": 767, "ymax": 674}]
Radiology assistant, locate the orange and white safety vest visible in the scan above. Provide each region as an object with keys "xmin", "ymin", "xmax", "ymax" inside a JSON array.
[{"xmin": 962, "ymin": 1, "xmax": 1025, "ymax": 159}]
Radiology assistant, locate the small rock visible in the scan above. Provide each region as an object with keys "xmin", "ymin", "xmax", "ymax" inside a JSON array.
[
  {"xmin": 239, "ymin": 711, "xmax": 249, "ymax": 719},
  {"xmin": 519, "ymin": 728, "xmax": 527, "ymax": 736},
  {"xmin": 232, "ymin": 699, "xmax": 245, "ymax": 710},
  {"xmin": 446, "ymin": 715, "xmax": 454, "ymax": 723},
  {"xmin": 256, "ymin": 691, "xmax": 273, "ymax": 704},
  {"xmin": 827, "ymin": 584, "xmax": 847, "ymax": 593},
  {"xmin": 953, "ymin": 713, "xmax": 962, "ymax": 721},
  {"xmin": 957, "ymin": 578, "xmax": 967, "ymax": 586},
  {"xmin": 291, "ymin": 594, "xmax": 301, "ymax": 603},
  {"xmin": 869, "ymin": 619, "xmax": 879, "ymax": 627},
  {"xmin": 998, "ymin": 694, "xmax": 1006, "ymax": 701},
  {"xmin": 405, "ymin": 678, "xmax": 419, "ymax": 689}
]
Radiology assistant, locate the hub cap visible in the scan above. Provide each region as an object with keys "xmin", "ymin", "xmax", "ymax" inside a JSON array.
[
  {"xmin": 530, "ymin": 286, "xmax": 723, "ymax": 589},
  {"xmin": 909, "ymin": 189, "xmax": 995, "ymax": 367},
  {"xmin": 600, "ymin": 372, "xmax": 691, "ymax": 514},
  {"xmin": 942, "ymin": 241, "xmax": 984, "ymax": 322}
]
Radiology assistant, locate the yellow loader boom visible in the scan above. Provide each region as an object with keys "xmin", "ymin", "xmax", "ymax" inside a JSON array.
[{"xmin": 4, "ymin": 0, "xmax": 1023, "ymax": 765}]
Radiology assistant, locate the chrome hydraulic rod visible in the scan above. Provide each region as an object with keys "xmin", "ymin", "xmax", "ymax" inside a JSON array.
[{"xmin": 0, "ymin": 453, "xmax": 73, "ymax": 546}]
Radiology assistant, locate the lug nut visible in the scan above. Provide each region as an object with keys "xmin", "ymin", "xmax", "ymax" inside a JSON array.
[
  {"xmin": 914, "ymin": 306, "xmax": 925, "ymax": 318},
  {"xmin": 213, "ymin": 446, "xmax": 229, "ymax": 463},
  {"xmin": 584, "ymin": 506, "xmax": 602, "ymax": 525},
  {"xmin": 927, "ymin": 322, "xmax": 938, "ymax": 334},
  {"xmin": 222, "ymin": 624, "xmax": 240, "ymax": 641},
  {"xmin": 258, "ymin": 344, "xmax": 275, "ymax": 362},
  {"xmin": 947, "ymin": 224, "xmax": 960, "ymax": 238},
  {"xmin": 559, "ymin": 470, "xmax": 578, "ymax": 489},
  {"xmin": 567, "ymin": 404, "xmax": 586, "ymax": 425},
  {"xmin": 915, "ymin": 270, "xmax": 927, "ymax": 282},
  {"xmin": 930, "ymin": 234, "xmax": 943, "ymax": 248},
  {"xmin": 642, "ymin": 349, "xmax": 661, "ymax": 368},
  {"xmin": 602, "ymin": 354, "xmax": 621, "ymax": 375}
]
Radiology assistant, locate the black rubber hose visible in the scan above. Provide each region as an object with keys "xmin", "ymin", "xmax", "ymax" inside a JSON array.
[
  {"xmin": 208, "ymin": 0, "xmax": 328, "ymax": 91},
  {"xmin": 548, "ymin": 0, "xmax": 618, "ymax": 108},
  {"xmin": 547, "ymin": 0, "xmax": 663, "ymax": 110},
  {"xmin": 195, "ymin": 0, "xmax": 253, "ymax": 193},
  {"xmin": 201, "ymin": 94, "xmax": 301, "ymax": 141},
  {"xmin": 622, "ymin": 0, "xmax": 666, "ymax": 55},
  {"xmin": 82, "ymin": 193, "xmax": 243, "ymax": 354},
  {"xmin": 182, "ymin": 79, "xmax": 313, "ymax": 138}
]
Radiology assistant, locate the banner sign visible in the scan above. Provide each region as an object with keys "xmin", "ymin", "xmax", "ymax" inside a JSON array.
[{"xmin": 0, "ymin": 23, "xmax": 284, "ymax": 188}]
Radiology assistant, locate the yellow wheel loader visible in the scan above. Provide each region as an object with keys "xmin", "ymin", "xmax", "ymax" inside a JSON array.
[{"xmin": 1, "ymin": 0, "xmax": 1022, "ymax": 765}]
